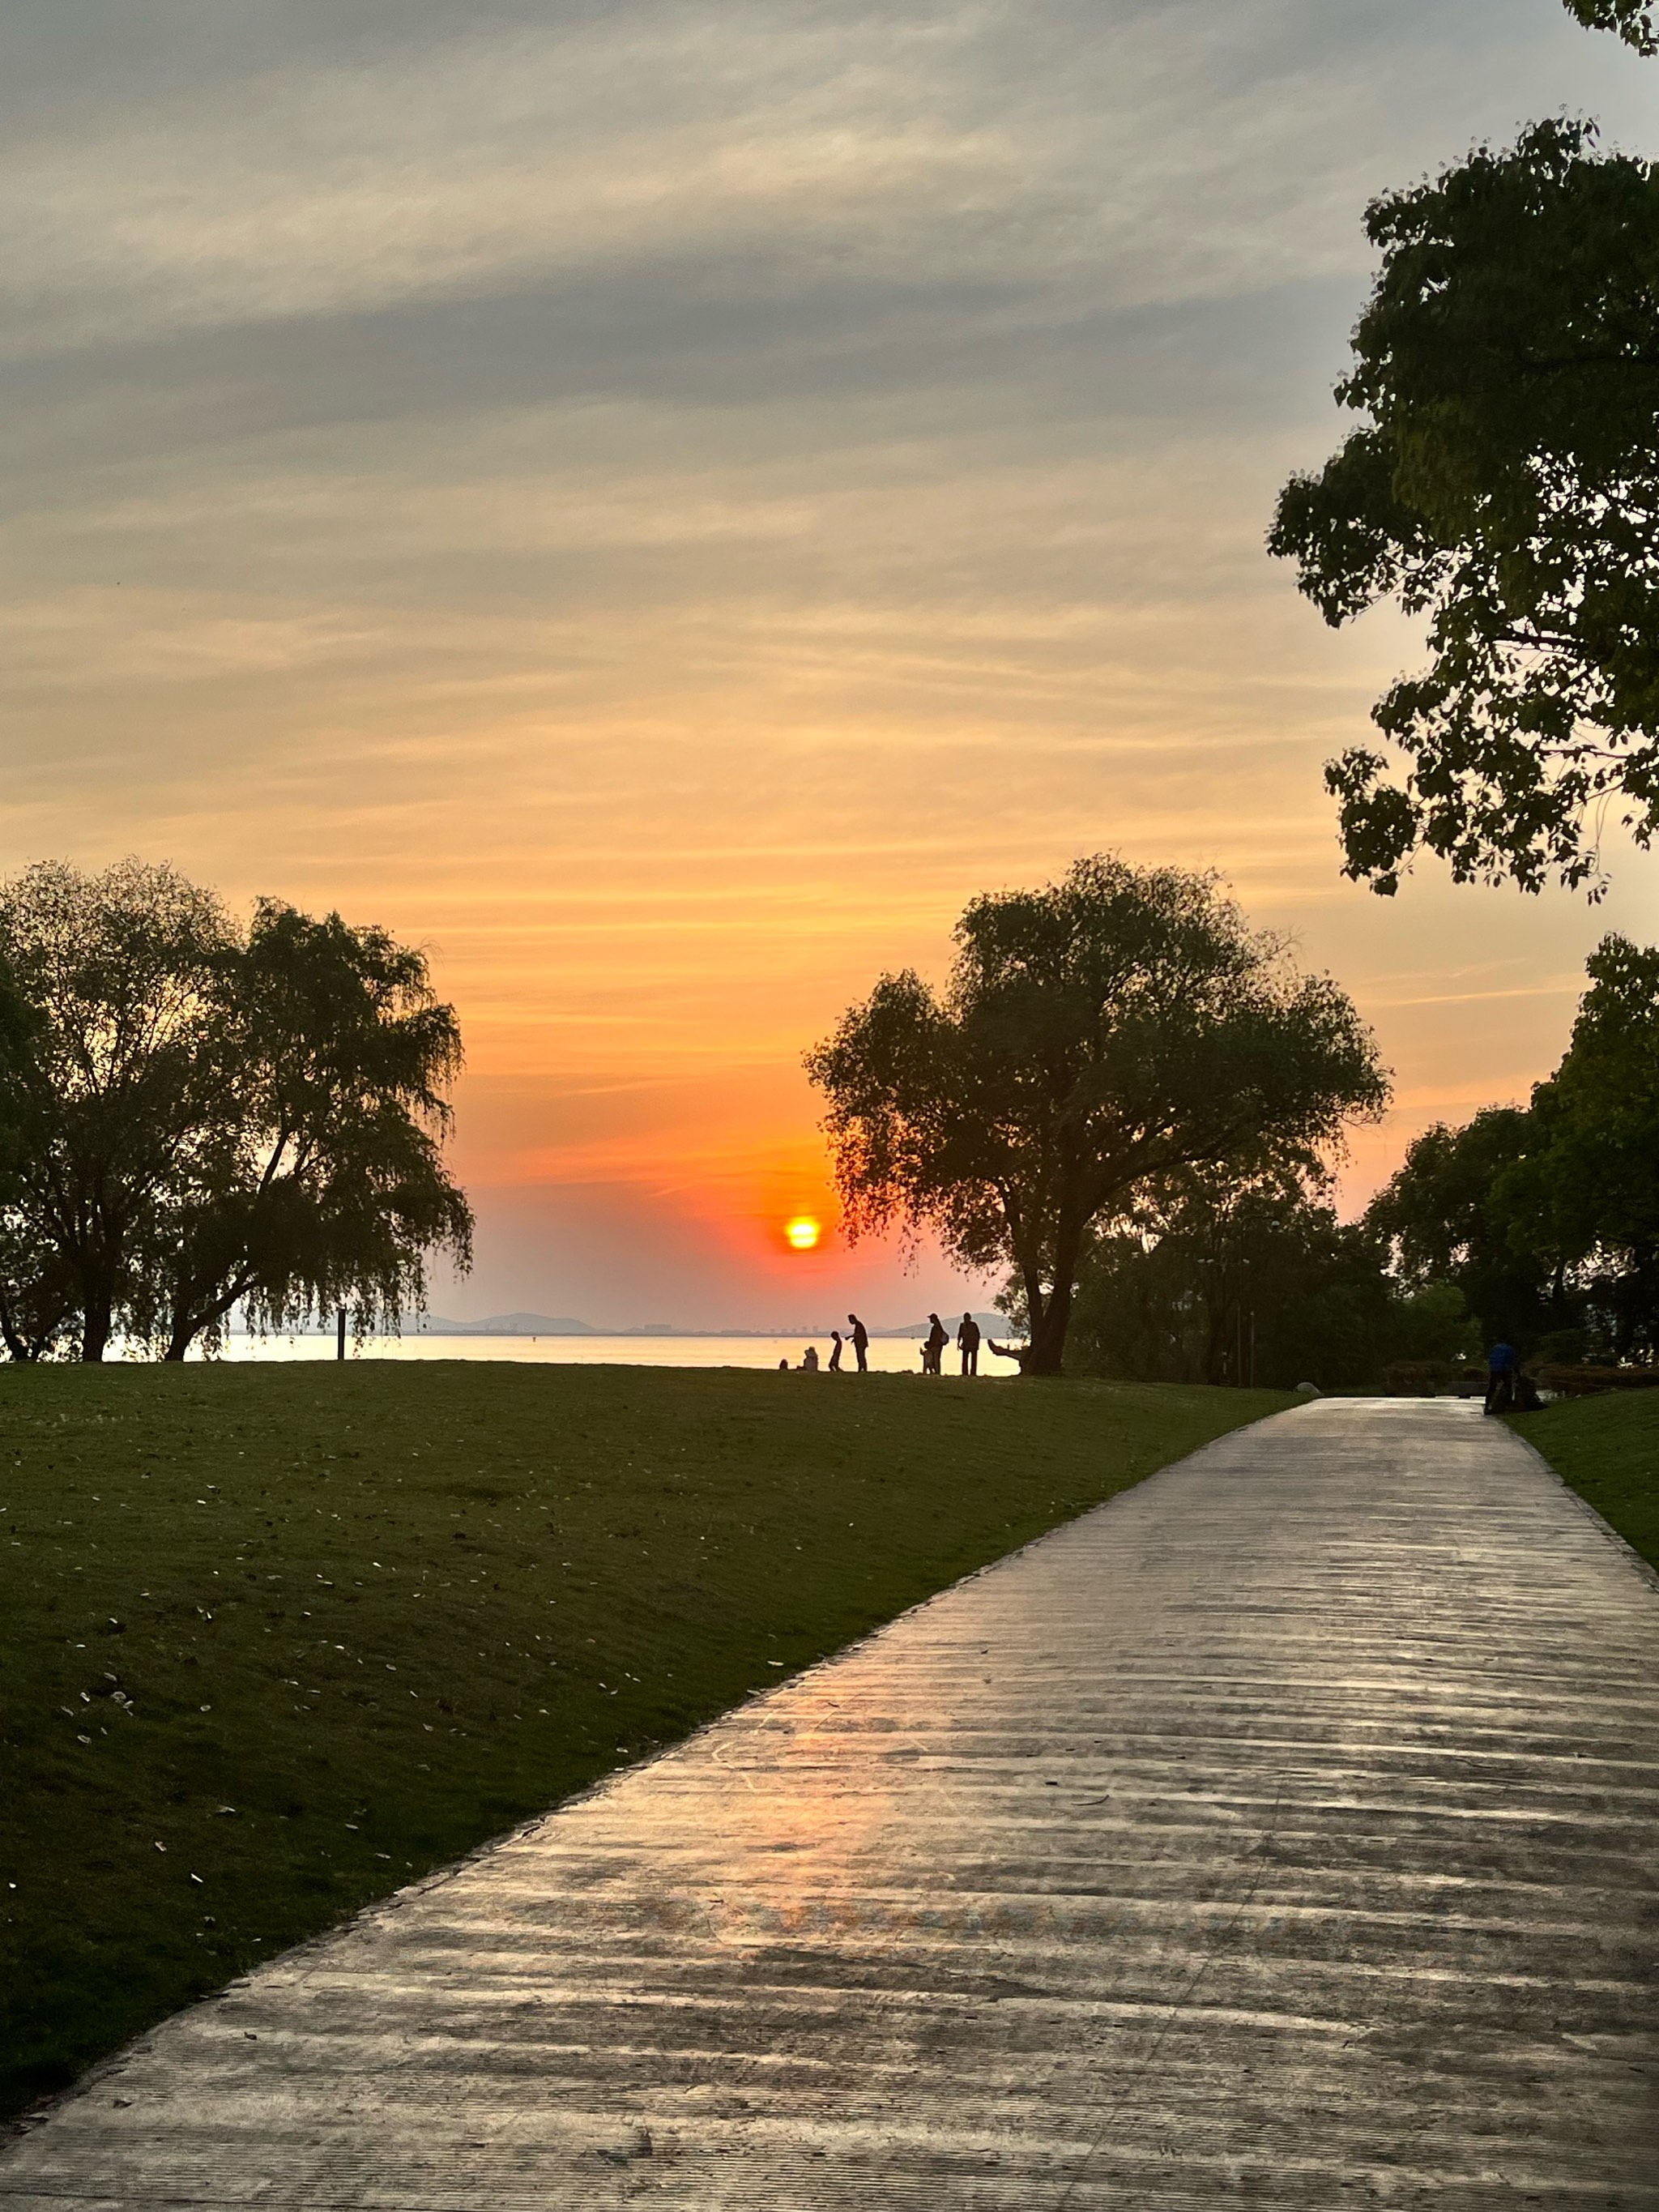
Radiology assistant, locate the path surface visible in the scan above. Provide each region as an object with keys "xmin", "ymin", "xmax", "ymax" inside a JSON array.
[{"xmin": 3, "ymin": 1398, "xmax": 1656, "ymax": 2208}]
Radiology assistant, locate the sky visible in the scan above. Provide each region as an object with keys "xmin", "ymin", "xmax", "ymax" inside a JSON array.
[{"xmin": 3, "ymin": 0, "xmax": 1657, "ymax": 1328}]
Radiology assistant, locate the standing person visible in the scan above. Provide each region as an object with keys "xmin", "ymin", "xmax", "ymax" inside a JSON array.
[
  {"xmin": 957, "ymin": 1311, "xmax": 981, "ymax": 1376},
  {"xmin": 924, "ymin": 1313, "xmax": 949, "ymax": 1375},
  {"xmin": 847, "ymin": 1313, "xmax": 869, "ymax": 1373},
  {"xmin": 828, "ymin": 1330, "xmax": 844, "ymax": 1372},
  {"xmin": 1484, "ymin": 1339, "xmax": 1519, "ymax": 1416}
]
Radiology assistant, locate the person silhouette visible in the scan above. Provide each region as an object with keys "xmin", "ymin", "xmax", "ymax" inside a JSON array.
[
  {"xmin": 800, "ymin": 1345, "xmax": 820, "ymax": 1372},
  {"xmin": 847, "ymin": 1313, "xmax": 869, "ymax": 1373},
  {"xmin": 828, "ymin": 1330, "xmax": 844, "ymax": 1372},
  {"xmin": 1483, "ymin": 1339, "xmax": 1518, "ymax": 1415},
  {"xmin": 923, "ymin": 1313, "xmax": 949, "ymax": 1375},
  {"xmin": 957, "ymin": 1310, "xmax": 981, "ymax": 1376}
]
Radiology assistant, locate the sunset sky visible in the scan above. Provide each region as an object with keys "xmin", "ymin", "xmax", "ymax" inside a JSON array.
[{"xmin": 5, "ymin": 1, "xmax": 1657, "ymax": 1327}]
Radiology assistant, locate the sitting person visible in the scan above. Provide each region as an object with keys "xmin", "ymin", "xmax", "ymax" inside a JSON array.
[{"xmin": 800, "ymin": 1345, "xmax": 820, "ymax": 1371}]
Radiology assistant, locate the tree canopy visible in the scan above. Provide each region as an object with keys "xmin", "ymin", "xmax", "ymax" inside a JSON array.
[
  {"xmin": 1564, "ymin": 0, "xmax": 1657, "ymax": 51},
  {"xmin": 1270, "ymin": 118, "xmax": 1659, "ymax": 895},
  {"xmin": 1367, "ymin": 933, "xmax": 1659, "ymax": 1361},
  {"xmin": 805, "ymin": 856, "xmax": 1388, "ymax": 1374},
  {"xmin": 0, "ymin": 860, "xmax": 472, "ymax": 1361},
  {"xmin": 1056, "ymin": 1168, "xmax": 1405, "ymax": 1391}
]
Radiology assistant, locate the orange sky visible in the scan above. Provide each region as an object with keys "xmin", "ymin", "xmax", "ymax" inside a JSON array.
[{"xmin": 3, "ymin": 1, "xmax": 1656, "ymax": 1326}]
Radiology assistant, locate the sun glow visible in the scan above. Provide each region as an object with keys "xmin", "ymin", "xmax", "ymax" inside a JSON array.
[{"xmin": 785, "ymin": 1215, "xmax": 821, "ymax": 1251}]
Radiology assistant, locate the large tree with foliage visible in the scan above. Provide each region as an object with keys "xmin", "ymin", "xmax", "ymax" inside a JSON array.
[
  {"xmin": 805, "ymin": 856, "xmax": 1388, "ymax": 1375},
  {"xmin": 1270, "ymin": 0, "xmax": 1659, "ymax": 895},
  {"xmin": 129, "ymin": 901, "xmax": 473, "ymax": 1360},
  {"xmin": 0, "ymin": 958, "xmax": 73, "ymax": 1362},
  {"xmin": 1366, "ymin": 932, "xmax": 1659, "ymax": 1360},
  {"xmin": 0, "ymin": 860, "xmax": 235, "ymax": 1360},
  {"xmin": 0, "ymin": 860, "xmax": 471, "ymax": 1361},
  {"xmin": 1056, "ymin": 1168, "xmax": 1403, "ymax": 1390},
  {"xmin": 1502, "ymin": 934, "xmax": 1659, "ymax": 1356},
  {"xmin": 1364, "ymin": 1107, "xmax": 1565, "ymax": 1354}
]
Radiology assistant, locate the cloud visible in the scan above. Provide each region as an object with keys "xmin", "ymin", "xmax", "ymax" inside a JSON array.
[{"xmin": 2, "ymin": 0, "xmax": 1656, "ymax": 1320}]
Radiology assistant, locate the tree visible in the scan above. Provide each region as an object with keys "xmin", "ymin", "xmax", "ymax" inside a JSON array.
[
  {"xmin": 0, "ymin": 860, "xmax": 472, "ymax": 1361},
  {"xmin": 1502, "ymin": 934, "xmax": 1659, "ymax": 1356},
  {"xmin": 0, "ymin": 959, "xmax": 75, "ymax": 1361},
  {"xmin": 1564, "ymin": 0, "xmax": 1656, "ymax": 50},
  {"xmin": 129, "ymin": 901, "xmax": 473, "ymax": 1360},
  {"xmin": 0, "ymin": 860, "xmax": 234, "ymax": 1361},
  {"xmin": 1270, "ymin": 118, "xmax": 1659, "ymax": 895},
  {"xmin": 805, "ymin": 856, "xmax": 1388, "ymax": 1375},
  {"xmin": 1363, "ymin": 933, "xmax": 1659, "ymax": 1360},
  {"xmin": 1057, "ymin": 1168, "xmax": 1400, "ymax": 1390},
  {"xmin": 1364, "ymin": 1108, "xmax": 1565, "ymax": 1353}
]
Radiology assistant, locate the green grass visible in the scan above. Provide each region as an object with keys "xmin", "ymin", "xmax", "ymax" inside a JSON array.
[
  {"xmin": 1511, "ymin": 1389, "xmax": 1659, "ymax": 1573},
  {"xmin": 0, "ymin": 1362, "xmax": 1286, "ymax": 2120}
]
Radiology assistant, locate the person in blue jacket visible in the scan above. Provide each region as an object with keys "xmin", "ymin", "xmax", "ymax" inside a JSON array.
[{"xmin": 1484, "ymin": 1339, "xmax": 1519, "ymax": 1416}]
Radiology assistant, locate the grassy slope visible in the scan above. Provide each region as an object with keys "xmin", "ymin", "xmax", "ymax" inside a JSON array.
[
  {"xmin": 0, "ymin": 1363, "xmax": 1287, "ymax": 2119},
  {"xmin": 1511, "ymin": 1390, "xmax": 1659, "ymax": 1573}
]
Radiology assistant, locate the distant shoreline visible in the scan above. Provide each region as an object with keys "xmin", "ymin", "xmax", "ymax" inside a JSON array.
[{"xmin": 284, "ymin": 1312, "xmax": 1009, "ymax": 1342}]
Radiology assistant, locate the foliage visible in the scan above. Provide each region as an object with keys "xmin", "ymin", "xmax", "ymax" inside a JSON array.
[
  {"xmin": 0, "ymin": 1361, "xmax": 1288, "ymax": 2119},
  {"xmin": 129, "ymin": 902, "xmax": 471, "ymax": 1360},
  {"xmin": 0, "ymin": 860, "xmax": 471, "ymax": 1361},
  {"xmin": 1367, "ymin": 933, "xmax": 1659, "ymax": 1360},
  {"xmin": 1384, "ymin": 1279, "xmax": 1479, "ymax": 1366},
  {"xmin": 1502, "ymin": 934, "xmax": 1659, "ymax": 1356},
  {"xmin": 0, "ymin": 860, "xmax": 236, "ymax": 1361},
  {"xmin": 1364, "ymin": 1106, "xmax": 1566, "ymax": 1352},
  {"xmin": 1055, "ymin": 1171, "xmax": 1396, "ymax": 1388},
  {"xmin": 806, "ymin": 856, "xmax": 1388, "ymax": 1374},
  {"xmin": 1269, "ymin": 118, "xmax": 1659, "ymax": 894},
  {"xmin": 1563, "ymin": 0, "xmax": 1657, "ymax": 52}
]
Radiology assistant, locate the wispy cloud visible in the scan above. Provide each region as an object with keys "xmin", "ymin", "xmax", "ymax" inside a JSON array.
[{"xmin": 2, "ymin": 0, "xmax": 1654, "ymax": 1318}]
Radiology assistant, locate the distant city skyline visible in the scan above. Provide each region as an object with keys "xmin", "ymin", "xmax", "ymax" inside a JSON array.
[{"xmin": 5, "ymin": 0, "xmax": 1657, "ymax": 1325}]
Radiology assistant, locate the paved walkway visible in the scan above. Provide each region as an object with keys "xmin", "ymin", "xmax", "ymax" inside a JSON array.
[{"xmin": 3, "ymin": 1399, "xmax": 1657, "ymax": 2208}]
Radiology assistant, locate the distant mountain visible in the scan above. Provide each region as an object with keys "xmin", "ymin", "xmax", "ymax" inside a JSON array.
[
  {"xmin": 871, "ymin": 1312, "xmax": 1008, "ymax": 1339},
  {"xmin": 411, "ymin": 1313, "xmax": 599, "ymax": 1336}
]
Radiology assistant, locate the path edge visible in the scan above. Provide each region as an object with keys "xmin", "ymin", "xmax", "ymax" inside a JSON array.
[
  {"xmin": 1503, "ymin": 1416, "xmax": 1659, "ymax": 1599},
  {"xmin": 1, "ymin": 1399, "xmax": 1298, "ymax": 2152}
]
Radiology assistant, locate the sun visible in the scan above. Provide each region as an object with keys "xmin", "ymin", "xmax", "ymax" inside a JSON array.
[{"xmin": 784, "ymin": 1215, "xmax": 821, "ymax": 1252}]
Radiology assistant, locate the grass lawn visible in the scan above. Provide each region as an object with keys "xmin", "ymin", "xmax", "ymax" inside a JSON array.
[
  {"xmin": 1512, "ymin": 1388, "xmax": 1659, "ymax": 1574},
  {"xmin": 0, "ymin": 1362, "xmax": 1287, "ymax": 2120}
]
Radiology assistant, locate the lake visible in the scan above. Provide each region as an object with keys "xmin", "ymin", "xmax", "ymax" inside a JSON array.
[{"xmin": 213, "ymin": 1333, "xmax": 1014, "ymax": 1376}]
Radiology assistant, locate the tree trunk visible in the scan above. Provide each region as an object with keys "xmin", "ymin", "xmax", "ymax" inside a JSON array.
[
  {"xmin": 1025, "ymin": 1298, "xmax": 1068, "ymax": 1375},
  {"xmin": 1024, "ymin": 1219, "xmax": 1084, "ymax": 1376},
  {"xmin": 80, "ymin": 1300, "xmax": 113, "ymax": 1362},
  {"xmin": 164, "ymin": 1292, "xmax": 200, "ymax": 1361},
  {"xmin": 0, "ymin": 1315, "xmax": 34, "ymax": 1362}
]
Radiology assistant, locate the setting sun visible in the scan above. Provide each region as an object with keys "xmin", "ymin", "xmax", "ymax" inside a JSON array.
[{"xmin": 784, "ymin": 1215, "xmax": 821, "ymax": 1252}]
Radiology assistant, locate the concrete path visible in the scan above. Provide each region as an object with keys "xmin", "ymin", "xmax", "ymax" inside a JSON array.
[{"xmin": 3, "ymin": 1399, "xmax": 1656, "ymax": 2208}]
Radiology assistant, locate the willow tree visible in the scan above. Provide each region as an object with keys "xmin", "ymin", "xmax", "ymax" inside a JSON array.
[
  {"xmin": 0, "ymin": 860, "xmax": 471, "ymax": 1360},
  {"xmin": 0, "ymin": 860, "xmax": 233, "ymax": 1360},
  {"xmin": 133, "ymin": 900, "xmax": 474, "ymax": 1360},
  {"xmin": 805, "ymin": 856, "xmax": 1388, "ymax": 1375}
]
